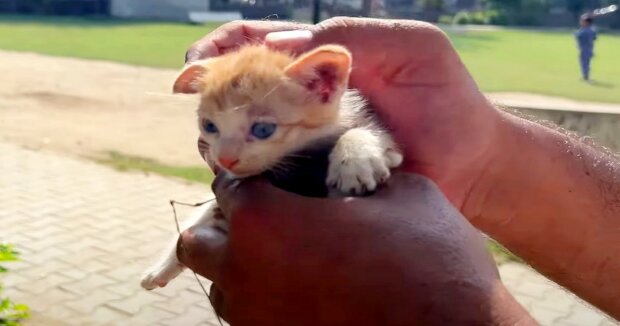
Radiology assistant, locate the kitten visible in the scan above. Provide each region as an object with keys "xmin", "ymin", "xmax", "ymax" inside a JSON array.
[{"xmin": 140, "ymin": 44, "xmax": 403, "ymax": 290}]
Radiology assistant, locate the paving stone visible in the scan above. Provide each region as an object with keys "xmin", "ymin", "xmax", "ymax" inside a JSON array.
[
  {"xmin": 16, "ymin": 273, "xmax": 73, "ymax": 295},
  {"xmin": 60, "ymin": 274, "xmax": 116, "ymax": 295},
  {"xmin": 72, "ymin": 306, "xmax": 130, "ymax": 325},
  {"xmin": 153, "ymin": 288, "xmax": 214, "ymax": 314},
  {"xmin": 109, "ymin": 306, "xmax": 175, "ymax": 326},
  {"xmin": 535, "ymin": 289, "xmax": 582, "ymax": 314},
  {"xmin": 160, "ymin": 305, "xmax": 222, "ymax": 326},
  {"xmin": 18, "ymin": 288, "xmax": 77, "ymax": 312},
  {"xmin": 528, "ymin": 305, "xmax": 570, "ymax": 325},
  {"xmin": 106, "ymin": 290, "xmax": 168, "ymax": 315},
  {"xmin": 63, "ymin": 289, "xmax": 125, "ymax": 314},
  {"xmin": 28, "ymin": 306, "xmax": 85, "ymax": 326},
  {"xmin": 556, "ymin": 305, "xmax": 610, "ymax": 326},
  {"xmin": 508, "ymin": 276, "xmax": 560, "ymax": 299}
]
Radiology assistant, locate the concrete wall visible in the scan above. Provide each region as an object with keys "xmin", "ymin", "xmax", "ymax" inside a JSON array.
[
  {"xmin": 516, "ymin": 108, "xmax": 620, "ymax": 152},
  {"xmin": 111, "ymin": 0, "xmax": 208, "ymax": 21}
]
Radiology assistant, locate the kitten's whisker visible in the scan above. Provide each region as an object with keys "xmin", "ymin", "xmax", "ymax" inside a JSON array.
[
  {"xmin": 261, "ymin": 83, "xmax": 282, "ymax": 101},
  {"xmin": 232, "ymin": 103, "xmax": 251, "ymax": 111}
]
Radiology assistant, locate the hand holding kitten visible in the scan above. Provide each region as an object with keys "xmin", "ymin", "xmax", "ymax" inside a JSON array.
[
  {"xmin": 188, "ymin": 17, "xmax": 502, "ymax": 213},
  {"xmin": 176, "ymin": 172, "xmax": 531, "ymax": 325}
]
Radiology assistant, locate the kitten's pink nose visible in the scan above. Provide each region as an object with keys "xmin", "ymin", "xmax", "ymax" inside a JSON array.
[{"xmin": 218, "ymin": 156, "xmax": 239, "ymax": 170}]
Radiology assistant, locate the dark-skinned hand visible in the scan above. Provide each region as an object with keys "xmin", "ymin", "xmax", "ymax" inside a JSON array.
[{"xmin": 177, "ymin": 172, "xmax": 533, "ymax": 325}]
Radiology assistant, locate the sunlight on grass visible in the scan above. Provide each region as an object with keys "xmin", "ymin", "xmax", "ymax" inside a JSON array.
[
  {"xmin": 487, "ymin": 239, "xmax": 522, "ymax": 265},
  {"xmin": 449, "ymin": 28, "xmax": 620, "ymax": 103},
  {"xmin": 0, "ymin": 15, "xmax": 218, "ymax": 69},
  {"xmin": 94, "ymin": 151, "xmax": 214, "ymax": 184}
]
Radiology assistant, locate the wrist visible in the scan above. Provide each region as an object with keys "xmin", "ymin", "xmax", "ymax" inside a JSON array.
[{"xmin": 460, "ymin": 108, "xmax": 539, "ymax": 224}]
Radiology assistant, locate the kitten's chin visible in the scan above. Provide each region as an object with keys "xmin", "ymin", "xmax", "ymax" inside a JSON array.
[{"xmin": 221, "ymin": 168, "xmax": 263, "ymax": 179}]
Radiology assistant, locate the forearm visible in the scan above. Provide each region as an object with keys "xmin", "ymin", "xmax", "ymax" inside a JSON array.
[{"xmin": 467, "ymin": 110, "xmax": 620, "ymax": 317}]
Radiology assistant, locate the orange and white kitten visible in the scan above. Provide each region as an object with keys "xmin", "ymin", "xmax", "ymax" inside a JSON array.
[{"xmin": 140, "ymin": 44, "xmax": 402, "ymax": 290}]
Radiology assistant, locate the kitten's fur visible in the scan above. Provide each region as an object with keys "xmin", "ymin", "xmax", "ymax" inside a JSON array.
[{"xmin": 141, "ymin": 44, "xmax": 402, "ymax": 290}]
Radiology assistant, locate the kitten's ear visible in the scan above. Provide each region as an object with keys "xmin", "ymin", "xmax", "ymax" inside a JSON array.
[
  {"xmin": 172, "ymin": 62, "xmax": 208, "ymax": 94},
  {"xmin": 284, "ymin": 45, "xmax": 352, "ymax": 103}
]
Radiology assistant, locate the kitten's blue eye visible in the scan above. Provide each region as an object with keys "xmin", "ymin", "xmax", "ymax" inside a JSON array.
[
  {"xmin": 251, "ymin": 122, "xmax": 277, "ymax": 139},
  {"xmin": 203, "ymin": 120, "xmax": 218, "ymax": 134}
]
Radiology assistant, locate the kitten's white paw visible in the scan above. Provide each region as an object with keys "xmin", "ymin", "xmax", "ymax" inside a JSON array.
[
  {"xmin": 327, "ymin": 147, "xmax": 400, "ymax": 195},
  {"xmin": 140, "ymin": 262, "xmax": 184, "ymax": 290}
]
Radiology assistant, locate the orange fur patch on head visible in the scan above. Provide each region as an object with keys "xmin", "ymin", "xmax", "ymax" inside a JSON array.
[{"xmin": 197, "ymin": 45, "xmax": 296, "ymax": 112}]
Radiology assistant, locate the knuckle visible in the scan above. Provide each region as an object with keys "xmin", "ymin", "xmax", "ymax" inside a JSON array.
[
  {"xmin": 220, "ymin": 20, "xmax": 245, "ymax": 32},
  {"xmin": 318, "ymin": 16, "xmax": 356, "ymax": 33}
]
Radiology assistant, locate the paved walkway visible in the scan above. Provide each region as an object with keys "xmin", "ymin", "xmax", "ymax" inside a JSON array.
[{"xmin": 0, "ymin": 142, "xmax": 617, "ymax": 325}]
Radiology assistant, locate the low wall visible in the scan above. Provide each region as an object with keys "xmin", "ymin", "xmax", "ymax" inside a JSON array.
[
  {"xmin": 515, "ymin": 108, "xmax": 620, "ymax": 152},
  {"xmin": 110, "ymin": 0, "xmax": 208, "ymax": 21}
]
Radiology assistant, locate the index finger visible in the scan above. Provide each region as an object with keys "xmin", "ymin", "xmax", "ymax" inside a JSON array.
[{"xmin": 185, "ymin": 20, "xmax": 312, "ymax": 63}]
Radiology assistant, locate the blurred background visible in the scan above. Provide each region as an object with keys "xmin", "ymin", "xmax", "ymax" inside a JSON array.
[{"xmin": 0, "ymin": 1, "xmax": 619, "ymax": 325}]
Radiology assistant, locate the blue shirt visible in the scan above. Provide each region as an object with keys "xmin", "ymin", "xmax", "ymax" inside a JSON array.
[{"xmin": 575, "ymin": 26, "xmax": 597, "ymax": 56}]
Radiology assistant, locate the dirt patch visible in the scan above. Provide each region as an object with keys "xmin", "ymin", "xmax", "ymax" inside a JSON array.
[{"xmin": 0, "ymin": 50, "xmax": 205, "ymax": 167}]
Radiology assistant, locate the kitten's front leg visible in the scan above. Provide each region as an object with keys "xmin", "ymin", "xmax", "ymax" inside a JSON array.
[
  {"xmin": 140, "ymin": 201, "xmax": 227, "ymax": 290},
  {"xmin": 327, "ymin": 127, "xmax": 403, "ymax": 195}
]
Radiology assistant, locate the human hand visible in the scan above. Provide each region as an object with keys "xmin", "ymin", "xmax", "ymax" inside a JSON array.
[
  {"xmin": 176, "ymin": 172, "xmax": 533, "ymax": 325},
  {"xmin": 189, "ymin": 17, "xmax": 504, "ymax": 215}
]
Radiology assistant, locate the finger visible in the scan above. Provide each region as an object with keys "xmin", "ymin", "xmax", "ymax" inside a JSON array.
[
  {"xmin": 211, "ymin": 173, "xmax": 287, "ymax": 218},
  {"xmin": 373, "ymin": 171, "xmax": 441, "ymax": 201},
  {"xmin": 186, "ymin": 20, "xmax": 311, "ymax": 63},
  {"xmin": 176, "ymin": 224, "xmax": 227, "ymax": 284},
  {"xmin": 209, "ymin": 283, "xmax": 231, "ymax": 322},
  {"xmin": 265, "ymin": 29, "xmax": 314, "ymax": 53}
]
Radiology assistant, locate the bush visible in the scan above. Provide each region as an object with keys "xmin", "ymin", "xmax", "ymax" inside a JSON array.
[
  {"xmin": 452, "ymin": 11, "xmax": 471, "ymax": 24},
  {"xmin": 438, "ymin": 14, "xmax": 454, "ymax": 24},
  {"xmin": 0, "ymin": 244, "xmax": 29, "ymax": 326},
  {"xmin": 486, "ymin": 9, "xmax": 509, "ymax": 25},
  {"xmin": 452, "ymin": 10, "xmax": 498, "ymax": 25},
  {"xmin": 469, "ymin": 11, "xmax": 490, "ymax": 24},
  {"xmin": 482, "ymin": 0, "xmax": 550, "ymax": 26}
]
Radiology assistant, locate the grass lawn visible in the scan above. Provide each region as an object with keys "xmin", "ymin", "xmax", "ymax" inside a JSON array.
[
  {"xmin": 94, "ymin": 151, "xmax": 214, "ymax": 184},
  {"xmin": 450, "ymin": 28, "xmax": 620, "ymax": 103},
  {"xmin": 1, "ymin": 15, "xmax": 620, "ymax": 103},
  {"xmin": 0, "ymin": 15, "xmax": 218, "ymax": 69}
]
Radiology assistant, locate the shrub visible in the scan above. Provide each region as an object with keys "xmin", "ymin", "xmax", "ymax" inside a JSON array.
[
  {"xmin": 438, "ymin": 14, "xmax": 454, "ymax": 24},
  {"xmin": 0, "ymin": 244, "xmax": 29, "ymax": 326},
  {"xmin": 453, "ymin": 11, "xmax": 472, "ymax": 24},
  {"xmin": 486, "ymin": 9, "xmax": 509, "ymax": 25}
]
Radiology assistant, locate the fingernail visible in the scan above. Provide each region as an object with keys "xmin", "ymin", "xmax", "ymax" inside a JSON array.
[{"xmin": 265, "ymin": 30, "xmax": 313, "ymax": 46}]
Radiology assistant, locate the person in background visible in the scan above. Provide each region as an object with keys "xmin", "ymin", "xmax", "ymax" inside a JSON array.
[{"xmin": 575, "ymin": 13, "xmax": 597, "ymax": 81}]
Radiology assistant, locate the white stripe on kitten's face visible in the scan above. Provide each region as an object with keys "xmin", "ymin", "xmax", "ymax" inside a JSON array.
[{"xmin": 173, "ymin": 44, "xmax": 353, "ymax": 177}]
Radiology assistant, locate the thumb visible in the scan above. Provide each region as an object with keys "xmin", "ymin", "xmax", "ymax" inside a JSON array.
[
  {"xmin": 211, "ymin": 172, "xmax": 306, "ymax": 219},
  {"xmin": 177, "ymin": 224, "xmax": 227, "ymax": 284}
]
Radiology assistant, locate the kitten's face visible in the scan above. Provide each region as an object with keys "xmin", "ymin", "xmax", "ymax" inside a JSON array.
[{"xmin": 174, "ymin": 44, "xmax": 352, "ymax": 177}]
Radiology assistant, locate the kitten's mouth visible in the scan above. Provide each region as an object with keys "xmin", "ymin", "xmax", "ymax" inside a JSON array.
[{"xmin": 217, "ymin": 166, "xmax": 259, "ymax": 179}]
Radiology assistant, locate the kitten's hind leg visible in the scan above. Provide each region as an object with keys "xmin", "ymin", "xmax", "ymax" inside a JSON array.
[
  {"xmin": 327, "ymin": 127, "xmax": 403, "ymax": 195},
  {"xmin": 140, "ymin": 200, "xmax": 226, "ymax": 290}
]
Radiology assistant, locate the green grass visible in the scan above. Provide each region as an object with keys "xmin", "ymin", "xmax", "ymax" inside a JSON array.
[
  {"xmin": 449, "ymin": 28, "xmax": 620, "ymax": 103},
  {"xmin": 487, "ymin": 239, "xmax": 522, "ymax": 265},
  {"xmin": 94, "ymin": 151, "xmax": 214, "ymax": 184},
  {"xmin": 0, "ymin": 15, "xmax": 619, "ymax": 102},
  {"xmin": 0, "ymin": 15, "xmax": 218, "ymax": 69}
]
